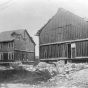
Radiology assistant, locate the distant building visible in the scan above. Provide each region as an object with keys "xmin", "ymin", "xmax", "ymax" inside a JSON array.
[
  {"xmin": 0, "ymin": 29, "xmax": 35, "ymax": 64},
  {"xmin": 37, "ymin": 8, "xmax": 88, "ymax": 63}
]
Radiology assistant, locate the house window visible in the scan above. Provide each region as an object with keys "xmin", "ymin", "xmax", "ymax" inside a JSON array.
[
  {"xmin": 0, "ymin": 53, "xmax": 3, "ymax": 60},
  {"xmin": 0, "ymin": 43, "xmax": 3, "ymax": 49},
  {"xmin": 8, "ymin": 42, "xmax": 14, "ymax": 48},
  {"xmin": 8, "ymin": 52, "xmax": 14, "ymax": 60}
]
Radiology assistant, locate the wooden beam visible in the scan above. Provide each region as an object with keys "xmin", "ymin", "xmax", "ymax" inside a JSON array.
[
  {"xmin": 40, "ymin": 57, "xmax": 68, "ymax": 61},
  {"xmin": 40, "ymin": 57, "xmax": 88, "ymax": 61},
  {"xmin": 40, "ymin": 38, "xmax": 88, "ymax": 46},
  {"xmin": 76, "ymin": 57, "xmax": 88, "ymax": 59},
  {"xmin": 14, "ymin": 49, "xmax": 34, "ymax": 53}
]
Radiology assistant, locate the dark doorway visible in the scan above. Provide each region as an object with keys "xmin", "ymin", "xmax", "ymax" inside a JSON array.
[
  {"xmin": 3, "ymin": 53, "xmax": 8, "ymax": 62},
  {"xmin": 68, "ymin": 44, "xmax": 71, "ymax": 58}
]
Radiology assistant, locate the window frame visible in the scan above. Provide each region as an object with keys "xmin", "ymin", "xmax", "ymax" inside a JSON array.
[
  {"xmin": 8, "ymin": 42, "xmax": 14, "ymax": 48},
  {"xmin": 8, "ymin": 52, "xmax": 14, "ymax": 60},
  {"xmin": 0, "ymin": 53, "xmax": 3, "ymax": 60}
]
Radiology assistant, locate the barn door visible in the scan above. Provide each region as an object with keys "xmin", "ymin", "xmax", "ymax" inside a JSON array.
[
  {"xmin": 71, "ymin": 43, "xmax": 76, "ymax": 59},
  {"xmin": 67, "ymin": 44, "xmax": 71, "ymax": 58}
]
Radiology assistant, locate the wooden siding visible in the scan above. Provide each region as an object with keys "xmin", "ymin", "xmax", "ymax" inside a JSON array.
[
  {"xmin": 14, "ymin": 51, "xmax": 35, "ymax": 62},
  {"xmin": 76, "ymin": 41, "xmax": 88, "ymax": 57},
  {"xmin": 40, "ymin": 24, "xmax": 88, "ymax": 44},
  {"xmin": 40, "ymin": 44, "xmax": 67, "ymax": 59},
  {"xmin": 39, "ymin": 9, "xmax": 88, "ymax": 45},
  {"xmin": 14, "ymin": 51, "xmax": 27, "ymax": 61},
  {"xmin": 24, "ymin": 30, "xmax": 35, "ymax": 59},
  {"xmin": 0, "ymin": 41, "xmax": 14, "ymax": 52},
  {"xmin": 14, "ymin": 30, "xmax": 35, "ymax": 61},
  {"xmin": 14, "ymin": 30, "xmax": 35, "ymax": 52},
  {"xmin": 28, "ymin": 52, "xmax": 35, "ymax": 61},
  {"xmin": 24, "ymin": 30, "xmax": 35, "ymax": 52},
  {"xmin": 40, "ymin": 40, "xmax": 88, "ymax": 59},
  {"xmin": 14, "ymin": 39, "xmax": 26, "ymax": 51},
  {"xmin": 38, "ymin": 9, "xmax": 88, "ymax": 60},
  {"xmin": 0, "ymin": 29, "xmax": 35, "ymax": 63}
]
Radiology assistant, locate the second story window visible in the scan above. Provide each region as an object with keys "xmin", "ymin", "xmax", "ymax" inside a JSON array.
[
  {"xmin": 0, "ymin": 43, "xmax": 3, "ymax": 49},
  {"xmin": 8, "ymin": 42, "xmax": 14, "ymax": 48}
]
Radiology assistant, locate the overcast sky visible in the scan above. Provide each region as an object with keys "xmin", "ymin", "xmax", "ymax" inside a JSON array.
[{"xmin": 0, "ymin": 0, "xmax": 88, "ymax": 56}]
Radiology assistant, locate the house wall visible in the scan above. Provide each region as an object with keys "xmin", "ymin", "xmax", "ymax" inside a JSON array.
[
  {"xmin": 39, "ymin": 10, "xmax": 88, "ymax": 44},
  {"xmin": 24, "ymin": 30, "xmax": 35, "ymax": 52},
  {"xmin": 0, "ymin": 30, "xmax": 35, "ymax": 63},
  {"xmin": 0, "ymin": 41, "xmax": 14, "ymax": 52},
  {"xmin": 14, "ymin": 51, "xmax": 27, "ymax": 61},
  {"xmin": 14, "ymin": 51, "xmax": 35, "ymax": 62},
  {"xmin": 0, "ymin": 41, "xmax": 14, "ymax": 62},
  {"xmin": 14, "ymin": 39, "xmax": 26, "ymax": 51},
  {"xmin": 14, "ymin": 30, "xmax": 35, "ymax": 61},
  {"xmin": 28, "ymin": 52, "xmax": 35, "ymax": 61},
  {"xmin": 24, "ymin": 30, "xmax": 35, "ymax": 59}
]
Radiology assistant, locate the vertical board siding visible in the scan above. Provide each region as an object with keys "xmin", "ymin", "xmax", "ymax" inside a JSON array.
[
  {"xmin": 40, "ymin": 44, "xmax": 68, "ymax": 59},
  {"xmin": 76, "ymin": 41, "xmax": 88, "ymax": 57},
  {"xmin": 40, "ymin": 41, "xmax": 88, "ymax": 59},
  {"xmin": 39, "ymin": 9, "xmax": 88, "ymax": 60},
  {"xmin": 39, "ymin": 10, "xmax": 88, "ymax": 45},
  {"xmin": 40, "ymin": 24, "xmax": 88, "ymax": 44}
]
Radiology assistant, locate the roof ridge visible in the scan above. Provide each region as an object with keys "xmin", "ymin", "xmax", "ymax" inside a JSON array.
[
  {"xmin": 0, "ymin": 29, "xmax": 25, "ymax": 33},
  {"xmin": 36, "ymin": 8, "xmax": 88, "ymax": 35},
  {"xmin": 58, "ymin": 7, "xmax": 87, "ymax": 23}
]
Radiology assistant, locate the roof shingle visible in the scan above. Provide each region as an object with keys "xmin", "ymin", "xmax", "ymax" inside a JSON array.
[{"xmin": 0, "ymin": 29, "xmax": 25, "ymax": 42}]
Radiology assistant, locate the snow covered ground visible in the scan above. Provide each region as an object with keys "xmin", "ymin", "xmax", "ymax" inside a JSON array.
[{"xmin": 0, "ymin": 62, "xmax": 88, "ymax": 88}]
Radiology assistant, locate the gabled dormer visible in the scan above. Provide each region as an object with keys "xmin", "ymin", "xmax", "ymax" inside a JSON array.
[{"xmin": 11, "ymin": 31, "xmax": 24, "ymax": 40}]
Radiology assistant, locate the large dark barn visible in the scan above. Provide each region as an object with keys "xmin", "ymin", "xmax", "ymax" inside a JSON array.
[{"xmin": 37, "ymin": 8, "xmax": 88, "ymax": 63}]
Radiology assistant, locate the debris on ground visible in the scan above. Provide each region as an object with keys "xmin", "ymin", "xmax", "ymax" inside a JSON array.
[{"xmin": 0, "ymin": 61, "xmax": 88, "ymax": 88}]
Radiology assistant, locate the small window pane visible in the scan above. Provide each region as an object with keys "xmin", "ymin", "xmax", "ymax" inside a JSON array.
[{"xmin": 8, "ymin": 52, "xmax": 14, "ymax": 60}]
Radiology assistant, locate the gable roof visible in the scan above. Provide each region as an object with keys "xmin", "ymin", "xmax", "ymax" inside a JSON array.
[
  {"xmin": 0, "ymin": 29, "xmax": 35, "ymax": 45},
  {"xmin": 0, "ymin": 29, "xmax": 25, "ymax": 42},
  {"xmin": 36, "ymin": 8, "xmax": 88, "ymax": 36},
  {"xmin": 24, "ymin": 30, "xmax": 36, "ymax": 45}
]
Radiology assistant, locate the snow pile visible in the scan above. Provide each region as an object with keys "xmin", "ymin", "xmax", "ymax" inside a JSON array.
[
  {"xmin": 45, "ymin": 62, "xmax": 88, "ymax": 88},
  {"xmin": 18, "ymin": 64, "xmax": 36, "ymax": 71},
  {"xmin": 10, "ymin": 62, "xmax": 24, "ymax": 70},
  {"xmin": 35, "ymin": 62, "xmax": 57, "ymax": 76},
  {"xmin": 54, "ymin": 62, "xmax": 88, "ymax": 75},
  {"xmin": 9, "ymin": 61, "xmax": 88, "ymax": 76},
  {"xmin": 34, "ymin": 61, "xmax": 88, "ymax": 77},
  {"xmin": 0, "ymin": 66, "xmax": 7, "ymax": 70},
  {"xmin": 1, "ymin": 62, "xmax": 88, "ymax": 88},
  {"xmin": 64, "ymin": 63, "xmax": 88, "ymax": 73}
]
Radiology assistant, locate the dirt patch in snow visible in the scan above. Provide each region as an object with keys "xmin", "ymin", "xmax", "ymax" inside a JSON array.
[{"xmin": 0, "ymin": 69, "xmax": 52, "ymax": 85}]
